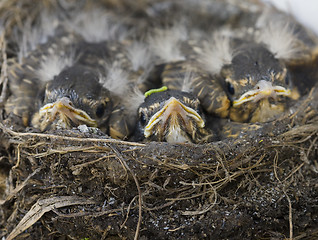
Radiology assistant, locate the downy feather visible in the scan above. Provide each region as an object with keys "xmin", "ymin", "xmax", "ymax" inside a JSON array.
[
  {"xmin": 148, "ymin": 24, "xmax": 188, "ymax": 62},
  {"xmin": 17, "ymin": 11, "xmax": 59, "ymax": 62},
  {"xmin": 126, "ymin": 41, "xmax": 154, "ymax": 72},
  {"xmin": 66, "ymin": 9, "xmax": 128, "ymax": 43},
  {"xmin": 257, "ymin": 21, "xmax": 300, "ymax": 59},
  {"xmin": 200, "ymin": 32, "xmax": 233, "ymax": 74},
  {"xmin": 256, "ymin": 8, "xmax": 300, "ymax": 60},
  {"xmin": 36, "ymin": 52, "xmax": 75, "ymax": 82}
]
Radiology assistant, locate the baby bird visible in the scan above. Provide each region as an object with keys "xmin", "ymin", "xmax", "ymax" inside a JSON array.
[
  {"xmin": 197, "ymin": 17, "xmax": 313, "ymax": 123},
  {"xmin": 135, "ymin": 88, "xmax": 211, "ymax": 143},
  {"xmin": 31, "ymin": 64, "xmax": 112, "ymax": 132}
]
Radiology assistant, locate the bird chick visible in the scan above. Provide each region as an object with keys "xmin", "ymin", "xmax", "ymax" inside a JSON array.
[
  {"xmin": 136, "ymin": 88, "xmax": 211, "ymax": 143},
  {"xmin": 31, "ymin": 65, "xmax": 112, "ymax": 132},
  {"xmin": 199, "ymin": 21, "xmax": 302, "ymax": 123},
  {"xmin": 221, "ymin": 41, "xmax": 299, "ymax": 122}
]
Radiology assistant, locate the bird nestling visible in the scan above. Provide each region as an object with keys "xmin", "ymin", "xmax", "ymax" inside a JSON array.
[
  {"xmin": 5, "ymin": 30, "xmax": 81, "ymax": 127},
  {"xmin": 218, "ymin": 40, "xmax": 300, "ymax": 123},
  {"xmin": 6, "ymin": 28, "xmax": 116, "ymax": 133},
  {"xmin": 4, "ymin": 5, "xmax": 161, "ymax": 140},
  {"xmin": 199, "ymin": 18, "xmax": 304, "ymax": 123},
  {"xmin": 31, "ymin": 64, "xmax": 113, "ymax": 132},
  {"xmin": 135, "ymin": 87, "xmax": 212, "ymax": 144},
  {"xmin": 132, "ymin": 30, "xmax": 213, "ymax": 144}
]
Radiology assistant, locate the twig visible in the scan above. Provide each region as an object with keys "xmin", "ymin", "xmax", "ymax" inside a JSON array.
[
  {"xmin": 284, "ymin": 188, "xmax": 293, "ymax": 240},
  {"xmin": 181, "ymin": 188, "xmax": 218, "ymax": 216},
  {"xmin": 273, "ymin": 150, "xmax": 293, "ymax": 240},
  {"xmin": 283, "ymin": 163, "xmax": 305, "ymax": 183},
  {"xmin": 6, "ymin": 196, "xmax": 95, "ymax": 240},
  {"xmin": 0, "ymin": 168, "xmax": 41, "ymax": 205},
  {"xmin": 143, "ymin": 200, "xmax": 176, "ymax": 211},
  {"xmin": 0, "ymin": 123, "xmax": 145, "ymax": 146},
  {"xmin": 109, "ymin": 144, "xmax": 142, "ymax": 240},
  {"xmin": 121, "ymin": 195, "xmax": 138, "ymax": 229},
  {"xmin": 0, "ymin": 31, "xmax": 9, "ymax": 105},
  {"xmin": 52, "ymin": 207, "xmax": 121, "ymax": 218}
]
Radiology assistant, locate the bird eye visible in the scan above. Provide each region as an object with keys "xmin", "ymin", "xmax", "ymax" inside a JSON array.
[
  {"xmin": 285, "ymin": 74, "xmax": 290, "ymax": 85},
  {"xmin": 139, "ymin": 111, "xmax": 147, "ymax": 126},
  {"xmin": 95, "ymin": 104, "xmax": 105, "ymax": 118},
  {"xmin": 227, "ymin": 81, "xmax": 235, "ymax": 95}
]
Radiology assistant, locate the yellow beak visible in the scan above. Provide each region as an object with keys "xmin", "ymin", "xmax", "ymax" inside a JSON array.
[
  {"xmin": 144, "ymin": 97, "xmax": 205, "ymax": 138},
  {"xmin": 39, "ymin": 97, "xmax": 97, "ymax": 128},
  {"xmin": 233, "ymin": 80, "xmax": 291, "ymax": 107}
]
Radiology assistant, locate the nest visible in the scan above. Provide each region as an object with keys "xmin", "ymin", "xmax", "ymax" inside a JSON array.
[
  {"xmin": 0, "ymin": 0, "xmax": 318, "ymax": 239},
  {"xmin": 0, "ymin": 89, "xmax": 317, "ymax": 239}
]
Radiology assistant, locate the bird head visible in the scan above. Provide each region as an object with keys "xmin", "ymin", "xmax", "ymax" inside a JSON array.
[
  {"xmin": 32, "ymin": 65, "xmax": 112, "ymax": 131},
  {"xmin": 221, "ymin": 43, "xmax": 299, "ymax": 122},
  {"xmin": 137, "ymin": 88, "xmax": 207, "ymax": 143}
]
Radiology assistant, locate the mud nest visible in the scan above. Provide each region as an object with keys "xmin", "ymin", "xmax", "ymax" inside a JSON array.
[
  {"xmin": 1, "ymin": 1, "xmax": 318, "ymax": 240},
  {"xmin": 0, "ymin": 86, "xmax": 317, "ymax": 239}
]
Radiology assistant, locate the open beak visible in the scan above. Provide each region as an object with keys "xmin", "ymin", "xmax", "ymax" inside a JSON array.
[
  {"xmin": 38, "ymin": 97, "xmax": 97, "ymax": 129},
  {"xmin": 233, "ymin": 80, "xmax": 291, "ymax": 107},
  {"xmin": 144, "ymin": 97, "xmax": 205, "ymax": 141}
]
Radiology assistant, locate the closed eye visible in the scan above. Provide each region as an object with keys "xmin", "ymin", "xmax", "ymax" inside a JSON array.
[
  {"xmin": 95, "ymin": 103, "xmax": 105, "ymax": 118},
  {"xmin": 139, "ymin": 111, "xmax": 147, "ymax": 126},
  {"xmin": 227, "ymin": 81, "xmax": 235, "ymax": 95},
  {"xmin": 284, "ymin": 74, "xmax": 290, "ymax": 85}
]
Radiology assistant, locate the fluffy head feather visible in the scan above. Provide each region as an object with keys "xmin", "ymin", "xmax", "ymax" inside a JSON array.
[
  {"xmin": 123, "ymin": 86, "xmax": 145, "ymax": 116},
  {"xmin": 17, "ymin": 11, "xmax": 59, "ymax": 62},
  {"xmin": 200, "ymin": 32, "xmax": 233, "ymax": 74},
  {"xmin": 257, "ymin": 21, "xmax": 300, "ymax": 60},
  {"xmin": 106, "ymin": 68, "xmax": 145, "ymax": 118},
  {"xmin": 148, "ymin": 25, "xmax": 188, "ymax": 62},
  {"xmin": 36, "ymin": 52, "xmax": 75, "ymax": 82},
  {"xmin": 255, "ymin": 8, "xmax": 302, "ymax": 60},
  {"xmin": 66, "ymin": 9, "xmax": 128, "ymax": 43},
  {"xmin": 101, "ymin": 62, "xmax": 131, "ymax": 97},
  {"xmin": 102, "ymin": 61, "xmax": 149, "ymax": 117},
  {"xmin": 126, "ymin": 41, "xmax": 154, "ymax": 72}
]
